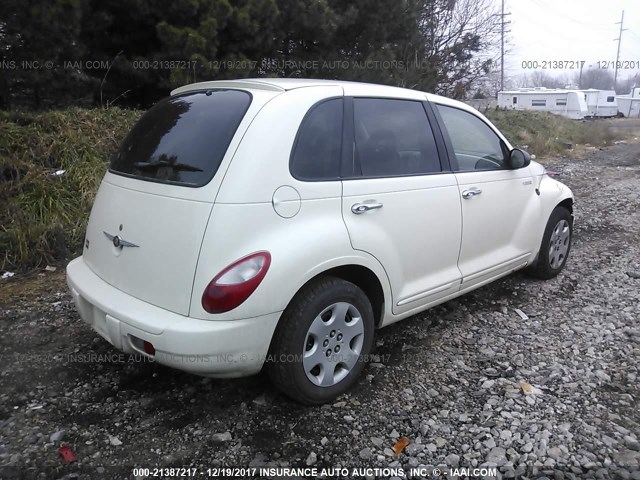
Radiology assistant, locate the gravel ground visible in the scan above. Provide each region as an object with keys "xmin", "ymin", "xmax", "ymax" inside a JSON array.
[{"xmin": 1, "ymin": 140, "xmax": 639, "ymax": 480}]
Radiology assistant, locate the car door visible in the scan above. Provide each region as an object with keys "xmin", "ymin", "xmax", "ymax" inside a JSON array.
[
  {"xmin": 341, "ymin": 97, "xmax": 463, "ymax": 316},
  {"xmin": 433, "ymin": 103, "xmax": 539, "ymax": 290}
]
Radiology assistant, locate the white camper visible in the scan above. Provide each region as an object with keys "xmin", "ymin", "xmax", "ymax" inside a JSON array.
[
  {"xmin": 579, "ymin": 89, "xmax": 618, "ymax": 117},
  {"xmin": 498, "ymin": 88, "xmax": 588, "ymax": 119},
  {"xmin": 616, "ymin": 87, "xmax": 640, "ymax": 118}
]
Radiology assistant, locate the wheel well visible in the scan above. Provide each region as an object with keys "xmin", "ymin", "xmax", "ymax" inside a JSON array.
[
  {"xmin": 294, "ymin": 265, "xmax": 386, "ymax": 328},
  {"xmin": 558, "ymin": 198, "xmax": 574, "ymax": 217}
]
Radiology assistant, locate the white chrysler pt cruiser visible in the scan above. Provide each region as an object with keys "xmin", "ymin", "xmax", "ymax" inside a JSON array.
[{"xmin": 67, "ymin": 78, "xmax": 574, "ymax": 404}]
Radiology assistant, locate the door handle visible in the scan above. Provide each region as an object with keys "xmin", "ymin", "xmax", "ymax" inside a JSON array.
[
  {"xmin": 351, "ymin": 202, "xmax": 383, "ymax": 214},
  {"xmin": 462, "ymin": 188, "xmax": 482, "ymax": 199}
]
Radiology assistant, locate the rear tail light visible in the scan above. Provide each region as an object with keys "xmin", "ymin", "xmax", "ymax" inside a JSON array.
[{"xmin": 201, "ymin": 251, "xmax": 271, "ymax": 314}]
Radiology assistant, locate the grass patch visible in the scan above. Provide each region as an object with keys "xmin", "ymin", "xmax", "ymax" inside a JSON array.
[
  {"xmin": 484, "ymin": 109, "xmax": 619, "ymax": 157},
  {"xmin": 0, "ymin": 108, "xmax": 141, "ymax": 271}
]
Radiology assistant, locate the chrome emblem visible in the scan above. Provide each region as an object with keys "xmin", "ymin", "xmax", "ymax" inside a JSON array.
[{"xmin": 103, "ymin": 231, "xmax": 139, "ymax": 248}]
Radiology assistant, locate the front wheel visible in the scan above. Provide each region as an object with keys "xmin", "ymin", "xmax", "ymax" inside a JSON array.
[
  {"xmin": 267, "ymin": 276, "xmax": 375, "ymax": 405},
  {"xmin": 527, "ymin": 206, "xmax": 573, "ymax": 279}
]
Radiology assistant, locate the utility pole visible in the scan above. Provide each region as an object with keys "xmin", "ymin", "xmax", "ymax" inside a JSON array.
[
  {"xmin": 499, "ymin": 0, "xmax": 511, "ymax": 92},
  {"xmin": 578, "ymin": 62, "xmax": 584, "ymax": 89},
  {"xmin": 501, "ymin": 0, "xmax": 505, "ymax": 91},
  {"xmin": 614, "ymin": 10, "xmax": 626, "ymax": 92}
]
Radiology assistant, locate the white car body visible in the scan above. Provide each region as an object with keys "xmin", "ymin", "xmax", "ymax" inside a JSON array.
[{"xmin": 67, "ymin": 78, "xmax": 574, "ymax": 382}]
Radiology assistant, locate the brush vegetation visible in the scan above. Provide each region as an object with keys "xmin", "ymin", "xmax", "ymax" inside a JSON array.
[
  {"xmin": 0, "ymin": 107, "xmax": 624, "ymax": 271},
  {"xmin": 485, "ymin": 109, "xmax": 617, "ymax": 156},
  {"xmin": 0, "ymin": 108, "xmax": 140, "ymax": 271}
]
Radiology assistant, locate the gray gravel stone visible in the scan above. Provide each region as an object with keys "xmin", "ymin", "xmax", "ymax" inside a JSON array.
[
  {"xmin": 370, "ymin": 436, "xmax": 383, "ymax": 447},
  {"xmin": 547, "ymin": 446, "xmax": 562, "ymax": 460},
  {"xmin": 625, "ymin": 436, "xmax": 640, "ymax": 451},
  {"xmin": 211, "ymin": 432, "xmax": 232, "ymax": 443},
  {"xmin": 359, "ymin": 448, "xmax": 372, "ymax": 460},
  {"xmin": 486, "ymin": 447, "xmax": 508, "ymax": 466},
  {"xmin": 484, "ymin": 437, "xmax": 497, "ymax": 449},
  {"xmin": 49, "ymin": 430, "xmax": 65, "ymax": 443},
  {"xmin": 305, "ymin": 451, "xmax": 317, "ymax": 466},
  {"xmin": 446, "ymin": 453, "xmax": 460, "ymax": 467}
]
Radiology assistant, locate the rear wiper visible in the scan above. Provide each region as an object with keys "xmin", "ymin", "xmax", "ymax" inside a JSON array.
[{"xmin": 133, "ymin": 160, "xmax": 203, "ymax": 172}]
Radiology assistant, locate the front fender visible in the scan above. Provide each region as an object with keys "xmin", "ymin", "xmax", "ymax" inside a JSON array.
[
  {"xmin": 537, "ymin": 174, "xmax": 574, "ymax": 217},
  {"xmin": 530, "ymin": 173, "xmax": 575, "ymax": 260}
]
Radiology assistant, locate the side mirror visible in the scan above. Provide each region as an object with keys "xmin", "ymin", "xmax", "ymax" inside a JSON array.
[{"xmin": 508, "ymin": 148, "xmax": 531, "ymax": 169}]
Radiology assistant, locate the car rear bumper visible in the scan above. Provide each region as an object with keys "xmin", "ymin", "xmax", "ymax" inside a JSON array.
[{"xmin": 66, "ymin": 257, "xmax": 281, "ymax": 378}]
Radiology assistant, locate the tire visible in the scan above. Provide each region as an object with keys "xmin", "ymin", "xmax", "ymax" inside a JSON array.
[
  {"xmin": 527, "ymin": 206, "xmax": 573, "ymax": 279},
  {"xmin": 267, "ymin": 276, "xmax": 375, "ymax": 405}
]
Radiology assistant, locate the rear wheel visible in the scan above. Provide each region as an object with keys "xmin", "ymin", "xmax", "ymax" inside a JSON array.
[
  {"xmin": 527, "ymin": 206, "xmax": 572, "ymax": 279},
  {"xmin": 268, "ymin": 276, "xmax": 374, "ymax": 405}
]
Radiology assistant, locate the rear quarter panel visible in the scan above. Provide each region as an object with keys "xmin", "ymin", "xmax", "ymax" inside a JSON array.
[
  {"xmin": 215, "ymin": 85, "xmax": 345, "ymax": 203},
  {"xmin": 191, "ymin": 85, "xmax": 393, "ymax": 321},
  {"xmin": 189, "ymin": 201, "xmax": 392, "ymax": 321}
]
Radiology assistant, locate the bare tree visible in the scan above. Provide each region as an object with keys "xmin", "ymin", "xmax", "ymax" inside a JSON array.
[
  {"xmin": 616, "ymin": 72, "xmax": 639, "ymax": 95},
  {"xmin": 471, "ymin": 69, "xmax": 502, "ymax": 97},
  {"xmin": 509, "ymin": 71, "xmax": 572, "ymax": 90},
  {"xmin": 513, "ymin": 73, "xmax": 531, "ymax": 88},
  {"xmin": 394, "ymin": 0, "xmax": 502, "ymax": 98},
  {"xmin": 575, "ymin": 68, "xmax": 614, "ymax": 90},
  {"xmin": 528, "ymin": 71, "xmax": 567, "ymax": 89}
]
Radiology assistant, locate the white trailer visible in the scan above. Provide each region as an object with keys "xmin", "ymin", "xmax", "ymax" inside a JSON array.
[
  {"xmin": 616, "ymin": 97, "xmax": 640, "ymax": 117},
  {"xmin": 616, "ymin": 87, "xmax": 640, "ymax": 118},
  {"xmin": 579, "ymin": 89, "xmax": 618, "ymax": 117},
  {"xmin": 497, "ymin": 88, "xmax": 588, "ymax": 119}
]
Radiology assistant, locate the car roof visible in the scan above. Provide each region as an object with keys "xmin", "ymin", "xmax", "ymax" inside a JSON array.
[
  {"xmin": 173, "ymin": 77, "xmax": 446, "ymax": 100},
  {"xmin": 173, "ymin": 78, "xmax": 392, "ymax": 93},
  {"xmin": 170, "ymin": 78, "xmax": 482, "ymax": 119},
  {"xmin": 169, "ymin": 78, "xmax": 512, "ymax": 150}
]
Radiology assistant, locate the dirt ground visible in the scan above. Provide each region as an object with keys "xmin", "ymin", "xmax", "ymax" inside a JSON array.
[{"xmin": 1, "ymin": 128, "xmax": 639, "ymax": 479}]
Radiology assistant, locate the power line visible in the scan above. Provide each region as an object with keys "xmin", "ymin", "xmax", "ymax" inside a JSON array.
[
  {"xmin": 529, "ymin": 0, "xmax": 616, "ymax": 31},
  {"xmin": 511, "ymin": 0, "xmax": 616, "ymax": 46}
]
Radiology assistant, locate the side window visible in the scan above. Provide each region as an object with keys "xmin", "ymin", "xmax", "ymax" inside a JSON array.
[
  {"xmin": 352, "ymin": 99, "xmax": 441, "ymax": 177},
  {"xmin": 436, "ymin": 104, "xmax": 508, "ymax": 172},
  {"xmin": 290, "ymin": 98, "xmax": 343, "ymax": 181}
]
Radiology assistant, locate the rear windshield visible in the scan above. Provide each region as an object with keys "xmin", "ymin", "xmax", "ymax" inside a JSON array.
[{"xmin": 110, "ymin": 89, "xmax": 251, "ymax": 187}]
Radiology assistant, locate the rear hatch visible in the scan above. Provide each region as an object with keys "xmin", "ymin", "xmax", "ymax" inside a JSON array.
[{"xmin": 83, "ymin": 89, "xmax": 255, "ymax": 315}]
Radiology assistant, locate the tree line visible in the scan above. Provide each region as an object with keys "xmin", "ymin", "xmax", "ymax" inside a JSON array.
[{"xmin": 0, "ymin": 0, "xmax": 500, "ymax": 109}]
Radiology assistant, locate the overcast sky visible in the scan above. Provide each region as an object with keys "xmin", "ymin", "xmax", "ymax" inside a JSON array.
[{"xmin": 501, "ymin": 0, "xmax": 640, "ymax": 83}]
